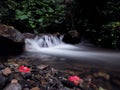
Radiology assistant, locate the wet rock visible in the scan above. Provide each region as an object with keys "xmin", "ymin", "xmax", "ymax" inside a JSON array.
[
  {"xmin": 80, "ymin": 75, "xmax": 92, "ymax": 89},
  {"xmin": 0, "ymin": 36, "xmax": 24, "ymax": 59},
  {"xmin": 17, "ymin": 60, "xmax": 29, "ymax": 66},
  {"xmin": 93, "ymin": 72, "xmax": 110, "ymax": 80},
  {"xmin": 2, "ymin": 67, "xmax": 12, "ymax": 76},
  {"xmin": 0, "ymin": 24, "xmax": 24, "ymax": 60},
  {"xmin": 0, "ymin": 75, "xmax": 6, "ymax": 89},
  {"xmin": 11, "ymin": 79, "xmax": 18, "ymax": 84},
  {"xmin": 7, "ymin": 74, "xmax": 15, "ymax": 83},
  {"xmin": 0, "ymin": 24, "xmax": 24, "ymax": 42},
  {"xmin": 4, "ymin": 83, "xmax": 22, "ymax": 90},
  {"xmin": 61, "ymin": 80, "xmax": 77, "ymax": 88},
  {"xmin": 4, "ymin": 79, "xmax": 22, "ymax": 90},
  {"xmin": 23, "ymin": 33, "xmax": 35, "ymax": 39},
  {"xmin": 23, "ymin": 88, "xmax": 30, "ymax": 90},
  {"xmin": 63, "ymin": 30, "xmax": 81, "ymax": 44},
  {"xmin": 12, "ymin": 73, "xmax": 24, "ymax": 81},
  {"xmin": 98, "ymin": 86, "xmax": 106, "ymax": 90},
  {"xmin": 37, "ymin": 64, "xmax": 49, "ymax": 70},
  {"xmin": 22, "ymin": 73, "xmax": 32, "ymax": 80},
  {"xmin": 20, "ymin": 80, "xmax": 31, "ymax": 89},
  {"xmin": 0, "ymin": 61, "xmax": 119, "ymax": 90},
  {"xmin": 0, "ymin": 64, "xmax": 5, "ymax": 70},
  {"xmin": 30, "ymin": 87, "xmax": 40, "ymax": 90},
  {"xmin": 110, "ymin": 77, "xmax": 120, "ymax": 87}
]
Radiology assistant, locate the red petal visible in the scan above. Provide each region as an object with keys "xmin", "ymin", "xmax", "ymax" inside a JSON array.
[
  {"xmin": 18, "ymin": 66, "xmax": 30, "ymax": 73},
  {"xmin": 68, "ymin": 75, "xmax": 81, "ymax": 85}
]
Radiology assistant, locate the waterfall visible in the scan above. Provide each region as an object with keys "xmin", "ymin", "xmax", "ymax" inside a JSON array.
[{"xmin": 25, "ymin": 34, "xmax": 64, "ymax": 51}]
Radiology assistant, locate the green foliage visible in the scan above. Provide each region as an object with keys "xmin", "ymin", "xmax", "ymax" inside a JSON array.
[
  {"xmin": 15, "ymin": 0, "xmax": 65, "ymax": 33},
  {"xmin": 0, "ymin": 0, "xmax": 65, "ymax": 33},
  {"xmin": 98, "ymin": 22, "xmax": 120, "ymax": 48},
  {"xmin": 101, "ymin": 0, "xmax": 120, "ymax": 21},
  {"xmin": 0, "ymin": 0, "xmax": 17, "ymax": 23},
  {"xmin": 1, "ymin": 0, "xmax": 120, "ymax": 49}
]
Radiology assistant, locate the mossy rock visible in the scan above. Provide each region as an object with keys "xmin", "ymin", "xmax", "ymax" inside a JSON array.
[{"xmin": 0, "ymin": 24, "xmax": 24, "ymax": 42}]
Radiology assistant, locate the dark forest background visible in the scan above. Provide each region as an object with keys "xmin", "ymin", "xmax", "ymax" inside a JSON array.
[{"xmin": 1, "ymin": 0, "xmax": 120, "ymax": 49}]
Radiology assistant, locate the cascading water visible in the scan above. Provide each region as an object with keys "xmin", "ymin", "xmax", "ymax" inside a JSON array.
[
  {"xmin": 25, "ymin": 34, "xmax": 65, "ymax": 51},
  {"xmin": 24, "ymin": 34, "xmax": 120, "ymax": 70}
]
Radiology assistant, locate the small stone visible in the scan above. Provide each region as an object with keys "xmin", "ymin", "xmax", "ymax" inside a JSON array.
[
  {"xmin": 17, "ymin": 61, "xmax": 29, "ymax": 66},
  {"xmin": 81, "ymin": 75, "xmax": 92, "ymax": 88},
  {"xmin": 3, "ymin": 83, "xmax": 22, "ymax": 90},
  {"xmin": 111, "ymin": 78, "xmax": 120, "ymax": 87},
  {"xmin": 8, "ymin": 59, "xmax": 17, "ymax": 63},
  {"xmin": 20, "ymin": 80, "xmax": 31, "ymax": 89},
  {"xmin": 2, "ymin": 67, "xmax": 12, "ymax": 76},
  {"xmin": 37, "ymin": 64, "xmax": 48, "ymax": 70},
  {"xmin": 13, "ymin": 64, "xmax": 19, "ymax": 67},
  {"xmin": 0, "ymin": 75, "xmax": 6, "ymax": 87},
  {"xmin": 9, "ymin": 73, "xmax": 24, "ymax": 81},
  {"xmin": 41, "ymin": 79, "xmax": 47, "ymax": 85},
  {"xmin": 11, "ymin": 79, "xmax": 18, "ymax": 84},
  {"xmin": 99, "ymin": 86, "xmax": 106, "ymax": 90},
  {"xmin": 61, "ymin": 80, "xmax": 77, "ymax": 88},
  {"xmin": 22, "ymin": 73, "xmax": 32, "ymax": 79},
  {"xmin": 0, "ymin": 64, "xmax": 5, "ymax": 70},
  {"xmin": 23, "ymin": 87, "xmax": 30, "ymax": 90},
  {"xmin": 85, "ymin": 75, "xmax": 92, "ymax": 83},
  {"xmin": 30, "ymin": 87, "xmax": 40, "ymax": 90},
  {"xmin": 94, "ymin": 72, "xmax": 110, "ymax": 80}
]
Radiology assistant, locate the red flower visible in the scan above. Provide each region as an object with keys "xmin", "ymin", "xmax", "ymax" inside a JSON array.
[
  {"xmin": 68, "ymin": 75, "xmax": 82, "ymax": 85},
  {"xmin": 18, "ymin": 66, "xmax": 30, "ymax": 73}
]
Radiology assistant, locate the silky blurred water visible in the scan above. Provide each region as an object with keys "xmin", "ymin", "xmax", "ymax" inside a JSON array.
[{"xmin": 23, "ymin": 35, "xmax": 120, "ymax": 71}]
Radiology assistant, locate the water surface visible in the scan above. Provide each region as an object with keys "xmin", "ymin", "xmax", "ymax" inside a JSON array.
[{"xmin": 19, "ymin": 42, "xmax": 120, "ymax": 71}]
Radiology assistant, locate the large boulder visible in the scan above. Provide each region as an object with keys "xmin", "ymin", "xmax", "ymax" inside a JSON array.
[
  {"xmin": 0, "ymin": 24, "xmax": 24, "ymax": 42},
  {"xmin": 23, "ymin": 33, "xmax": 35, "ymax": 39},
  {"xmin": 0, "ymin": 36, "xmax": 24, "ymax": 56},
  {"xmin": 62, "ymin": 30, "xmax": 81, "ymax": 44},
  {"xmin": 0, "ymin": 24, "xmax": 24, "ymax": 60}
]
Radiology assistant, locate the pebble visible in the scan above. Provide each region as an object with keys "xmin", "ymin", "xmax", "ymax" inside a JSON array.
[
  {"xmin": 93, "ymin": 72, "xmax": 110, "ymax": 80},
  {"xmin": 3, "ymin": 83, "xmax": 22, "ymax": 90},
  {"xmin": 0, "ymin": 62, "xmax": 119, "ymax": 90},
  {"xmin": 2, "ymin": 67, "xmax": 12, "ymax": 76},
  {"xmin": 37, "ymin": 64, "xmax": 48, "ymax": 70},
  {"xmin": 11, "ymin": 79, "xmax": 18, "ymax": 84},
  {"xmin": 23, "ymin": 87, "xmax": 30, "ymax": 90},
  {"xmin": 30, "ymin": 87, "xmax": 40, "ymax": 90},
  {"xmin": 0, "ymin": 75, "xmax": 6, "ymax": 89}
]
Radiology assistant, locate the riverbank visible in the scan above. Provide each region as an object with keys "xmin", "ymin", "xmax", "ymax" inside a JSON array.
[{"xmin": 0, "ymin": 58, "xmax": 119, "ymax": 90}]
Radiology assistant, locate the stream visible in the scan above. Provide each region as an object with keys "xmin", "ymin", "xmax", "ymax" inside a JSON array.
[
  {"xmin": 7, "ymin": 35, "xmax": 120, "ymax": 89},
  {"xmin": 17, "ymin": 34, "xmax": 120, "ymax": 72}
]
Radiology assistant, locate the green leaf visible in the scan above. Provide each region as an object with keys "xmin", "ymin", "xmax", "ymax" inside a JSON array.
[
  {"xmin": 29, "ymin": 20, "xmax": 34, "ymax": 24},
  {"xmin": 36, "ymin": 10, "xmax": 42, "ymax": 15},
  {"xmin": 30, "ymin": 23, "xmax": 35, "ymax": 28},
  {"xmin": 1, "ymin": 0, "xmax": 65, "ymax": 33},
  {"xmin": 27, "ymin": 12, "xmax": 31, "ymax": 17},
  {"xmin": 19, "ymin": 15, "xmax": 28, "ymax": 20},
  {"xmin": 38, "ymin": 18, "xmax": 44, "ymax": 23},
  {"xmin": 48, "ymin": 7, "xmax": 54, "ymax": 13}
]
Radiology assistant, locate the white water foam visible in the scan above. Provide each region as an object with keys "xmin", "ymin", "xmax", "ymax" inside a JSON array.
[
  {"xmin": 25, "ymin": 34, "xmax": 120, "ymax": 60},
  {"xmin": 25, "ymin": 34, "xmax": 65, "ymax": 50},
  {"xmin": 24, "ymin": 34, "xmax": 120, "ymax": 70}
]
